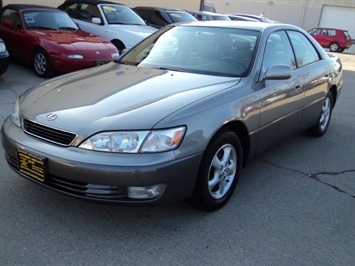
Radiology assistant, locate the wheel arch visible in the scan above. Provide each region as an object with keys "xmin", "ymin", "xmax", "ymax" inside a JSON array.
[
  {"xmin": 329, "ymin": 85, "xmax": 337, "ymax": 107},
  {"xmin": 217, "ymin": 120, "xmax": 250, "ymax": 167},
  {"xmin": 110, "ymin": 39, "xmax": 125, "ymax": 52}
]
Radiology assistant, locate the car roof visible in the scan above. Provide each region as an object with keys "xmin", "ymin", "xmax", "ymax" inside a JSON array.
[
  {"xmin": 176, "ymin": 20, "xmax": 293, "ymax": 31},
  {"xmin": 133, "ymin": 6, "xmax": 187, "ymax": 12},
  {"xmin": 58, "ymin": 0, "xmax": 124, "ymax": 9},
  {"xmin": 310, "ymin": 27, "xmax": 347, "ymax": 31},
  {"xmin": 188, "ymin": 10, "xmax": 227, "ymax": 16},
  {"xmin": 60, "ymin": 0, "xmax": 118, "ymax": 4},
  {"xmin": 3, "ymin": 4, "xmax": 58, "ymax": 11}
]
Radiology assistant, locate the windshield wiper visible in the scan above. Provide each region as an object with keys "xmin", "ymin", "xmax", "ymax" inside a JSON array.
[
  {"xmin": 27, "ymin": 26, "xmax": 56, "ymax": 30},
  {"xmin": 58, "ymin": 27, "xmax": 78, "ymax": 30}
]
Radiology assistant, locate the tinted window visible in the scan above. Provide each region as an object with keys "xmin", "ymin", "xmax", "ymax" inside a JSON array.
[
  {"xmin": 64, "ymin": 3, "xmax": 78, "ymax": 18},
  {"xmin": 1, "ymin": 8, "xmax": 17, "ymax": 22},
  {"xmin": 76, "ymin": 4, "xmax": 102, "ymax": 22},
  {"xmin": 287, "ymin": 30, "xmax": 320, "ymax": 67},
  {"xmin": 262, "ymin": 31, "xmax": 296, "ymax": 71},
  {"xmin": 150, "ymin": 11, "xmax": 168, "ymax": 26}
]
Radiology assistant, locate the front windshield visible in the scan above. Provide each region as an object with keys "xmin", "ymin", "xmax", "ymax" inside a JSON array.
[
  {"xmin": 168, "ymin": 12, "xmax": 197, "ymax": 23},
  {"xmin": 119, "ymin": 26, "xmax": 259, "ymax": 77},
  {"xmin": 101, "ymin": 4, "xmax": 146, "ymax": 25},
  {"xmin": 23, "ymin": 10, "xmax": 79, "ymax": 30}
]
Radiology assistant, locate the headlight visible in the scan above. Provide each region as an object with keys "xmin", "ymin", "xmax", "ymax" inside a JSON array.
[
  {"xmin": 11, "ymin": 98, "xmax": 21, "ymax": 127},
  {"xmin": 68, "ymin": 54, "xmax": 84, "ymax": 59},
  {"xmin": 111, "ymin": 52, "xmax": 119, "ymax": 58},
  {"xmin": 0, "ymin": 42, "xmax": 6, "ymax": 53},
  {"xmin": 79, "ymin": 126, "xmax": 186, "ymax": 153}
]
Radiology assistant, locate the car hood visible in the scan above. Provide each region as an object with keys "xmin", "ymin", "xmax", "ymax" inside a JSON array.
[
  {"xmin": 20, "ymin": 63, "xmax": 240, "ymax": 135},
  {"xmin": 29, "ymin": 30, "xmax": 111, "ymax": 46}
]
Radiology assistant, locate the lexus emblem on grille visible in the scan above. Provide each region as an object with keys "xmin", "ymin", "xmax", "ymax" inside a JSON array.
[
  {"xmin": 96, "ymin": 51, "xmax": 100, "ymax": 54},
  {"xmin": 47, "ymin": 113, "xmax": 58, "ymax": 121}
]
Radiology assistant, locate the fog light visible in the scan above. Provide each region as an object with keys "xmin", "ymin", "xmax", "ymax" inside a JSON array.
[{"xmin": 127, "ymin": 184, "xmax": 166, "ymax": 199}]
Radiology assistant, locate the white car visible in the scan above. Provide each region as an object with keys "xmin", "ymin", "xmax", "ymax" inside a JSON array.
[{"xmin": 58, "ymin": 0, "xmax": 157, "ymax": 52}]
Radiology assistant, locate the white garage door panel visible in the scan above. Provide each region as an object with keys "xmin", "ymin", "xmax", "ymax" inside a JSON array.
[{"xmin": 320, "ymin": 5, "xmax": 355, "ymax": 38}]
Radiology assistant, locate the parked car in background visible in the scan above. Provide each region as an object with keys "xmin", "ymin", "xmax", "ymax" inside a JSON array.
[
  {"xmin": 187, "ymin": 10, "xmax": 231, "ymax": 21},
  {"xmin": 133, "ymin": 7, "xmax": 197, "ymax": 28},
  {"xmin": 0, "ymin": 38, "xmax": 10, "ymax": 76},
  {"xmin": 2, "ymin": 21, "xmax": 343, "ymax": 211},
  {"xmin": 307, "ymin": 27, "xmax": 352, "ymax": 52},
  {"xmin": 227, "ymin": 14, "xmax": 259, "ymax": 22},
  {"xmin": 58, "ymin": 0, "xmax": 157, "ymax": 53},
  {"xmin": 227, "ymin": 13, "xmax": 274, "ymax": 23},
  {"xmin": 0, "ymin": 4, "xmax": 118, "ymax": 78}
]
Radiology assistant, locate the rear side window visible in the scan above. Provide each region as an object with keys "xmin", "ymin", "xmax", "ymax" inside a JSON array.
[
  {"xmin": 64, "ymin": 3, "xmax": 78, "ymax": 18},
  {"xmin": 344, "ymin": 31, "xmax": 351, "ymax": 38},
  {"xmin": 1, "ymin": 8, "xmax": 17, "ymax": 22},
  {"xmin": 321, "ymin": 29, "xmax": 336, "ymax": 36},
  {"xmin": 287, "ymin": 31, "xmax": 320, "ymax": 67}
]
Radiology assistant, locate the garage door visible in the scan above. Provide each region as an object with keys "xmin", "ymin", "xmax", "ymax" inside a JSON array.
[{"xmin": 320, "ymin": 5, "xmax": 355, "ymax": 39}]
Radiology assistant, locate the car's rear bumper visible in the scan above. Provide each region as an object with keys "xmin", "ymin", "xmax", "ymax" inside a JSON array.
[{"xmin": 2, "ymin": 116, "xmax": 203, "ymax": 205}]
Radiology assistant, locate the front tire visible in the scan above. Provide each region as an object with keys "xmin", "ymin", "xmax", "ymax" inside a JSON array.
[
  {"xmin": 189, "ymin": 129, "xmax": 242, "ymax": 211},
  {"xmin": 33, "ymin": 49, "xmax": 55, "ymax": 78},
  {"xmin": 305, "ymin": 91, "xmax": 333, "ymax": 137}
]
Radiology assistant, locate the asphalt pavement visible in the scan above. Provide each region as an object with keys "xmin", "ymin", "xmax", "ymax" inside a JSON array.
[{"xmin": 0, "ymin": 55, "xmax": 354, "ymax": 266}]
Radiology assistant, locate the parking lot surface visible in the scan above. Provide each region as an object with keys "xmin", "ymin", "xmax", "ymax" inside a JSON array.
[{"xmin": 0, "ymin": 54, "xmax": 354, "ymax": 265}]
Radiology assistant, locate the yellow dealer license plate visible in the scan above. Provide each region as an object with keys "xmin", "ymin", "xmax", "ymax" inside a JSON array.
[{"xmin": 17, "ymin": 150, "xmax": 47, "ymax": 182}]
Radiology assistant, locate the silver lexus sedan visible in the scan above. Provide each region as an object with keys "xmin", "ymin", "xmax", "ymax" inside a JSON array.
[{"xmin": 2, "ymin": 21, "xmax": 343, "ymax": 211}]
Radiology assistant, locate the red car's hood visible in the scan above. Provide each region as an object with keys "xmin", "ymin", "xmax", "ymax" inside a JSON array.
[{"xmin": 29, "ymin": 30, "xmax": 112, "ymax": 46}]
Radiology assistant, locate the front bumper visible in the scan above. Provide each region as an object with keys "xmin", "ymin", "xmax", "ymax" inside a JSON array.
[
  {"xmin": 0, "ymin": 52, "xmax": 10, "ymax": 75},
  {"xmin": 2, "ymin": 116, "xmax": 202, "ymax": 205},
  {"xmin": 51, "ymin": 56, "xmax": 113, "ymax": 73}
]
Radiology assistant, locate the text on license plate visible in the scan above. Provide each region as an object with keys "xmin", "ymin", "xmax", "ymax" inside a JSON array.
[
  {"xmin": 17, "ymin": 150, "xmax": 47, "ymax": 182},
  {"xmin": 95, "ymin": 59, "xmax": 110, "ymax": 66}
]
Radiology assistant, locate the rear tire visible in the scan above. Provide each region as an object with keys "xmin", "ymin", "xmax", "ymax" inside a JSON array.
[
  {"xmin": 305, "ymin": 91, "xmax": 333, "ymax": 137},
  {"xmin": 188, "ymin": 129, "xmax": 242, "ymax": 211},
  {"xmin": 329, "ymin": 42, "xmax": 339, "ymax": 52}
]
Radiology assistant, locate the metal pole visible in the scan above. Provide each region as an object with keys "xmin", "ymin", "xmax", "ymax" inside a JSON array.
[{"xmin": 200, "ymin": 0, "xmax": 205, "ymax": 11}]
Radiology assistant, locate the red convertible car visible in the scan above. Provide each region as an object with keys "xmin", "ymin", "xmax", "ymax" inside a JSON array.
[{"xmin": 0, "ymin": 4, "xmax": 119, "ymax": 78}]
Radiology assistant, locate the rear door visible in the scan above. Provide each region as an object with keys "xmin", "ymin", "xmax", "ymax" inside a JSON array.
[
  {"xmin": 287, "ymin": 30, "xmax": 331, "ymax": 129},
  {"xmin": 257, "ymin": 30, "xmax": 304, "ymax": 154}
]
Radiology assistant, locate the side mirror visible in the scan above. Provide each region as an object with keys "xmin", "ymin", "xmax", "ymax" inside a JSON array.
[
  {"xmin": 91, "ymin": 17, "xmax": 102, "ymax": 25},
  {"xmin": 261, "ymin": 64, "xmax": 292, "ymax": 81}
]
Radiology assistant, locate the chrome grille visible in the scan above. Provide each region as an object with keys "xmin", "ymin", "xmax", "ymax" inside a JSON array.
[{"xmin": 23, "ymin": 119, "xmax": 77, "ymax": 146}]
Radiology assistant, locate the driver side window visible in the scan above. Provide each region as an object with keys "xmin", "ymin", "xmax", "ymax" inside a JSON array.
[{"xmin": 262, "ymin": 31, "xmax": 296, "ymax": 72}]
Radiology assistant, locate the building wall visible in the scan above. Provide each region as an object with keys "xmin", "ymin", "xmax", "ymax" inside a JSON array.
[
  {"xmin": 208, "ymin": 0, "xmax": 355, "ymax": 30},
  {"xmin": 1, "ymin": 0, "xmax": 200, "ymax": 10},
  {"xmin": 2, "ymin": 0, "xmax": 354, "ymax": 32}
]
